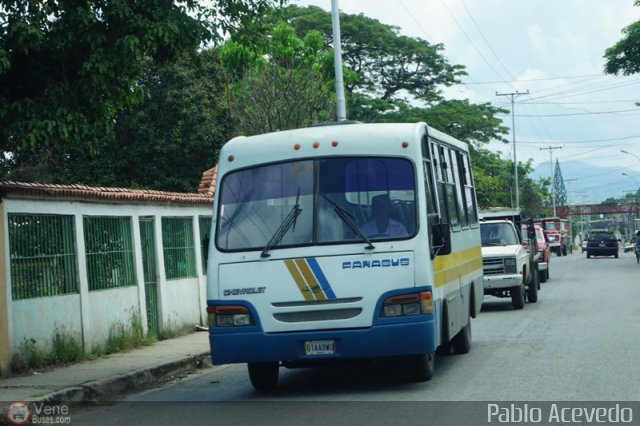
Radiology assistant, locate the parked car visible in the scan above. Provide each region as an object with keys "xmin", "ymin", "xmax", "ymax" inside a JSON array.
[
  {"xmin": 585, "ymin": 231, "xmax": 619, "ymax": 258},
  {"xmin": 522, "ymin": 224, "xmax": 551, "ymax": 282}
]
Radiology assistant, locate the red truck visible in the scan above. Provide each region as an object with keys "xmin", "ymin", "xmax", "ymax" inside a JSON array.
[{"xmin": 535, "ymin": 217, "xmax": 570, "ymax": 256}]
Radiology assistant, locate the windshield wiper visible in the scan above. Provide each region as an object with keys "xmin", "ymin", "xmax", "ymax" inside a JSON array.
[
  {"xmin": 261, "ymin": 189, "xmax": 302, "ymax": 258},
  {"xmin": 319, "ymin": 193, "xmax": 375, "ymax": 250}
]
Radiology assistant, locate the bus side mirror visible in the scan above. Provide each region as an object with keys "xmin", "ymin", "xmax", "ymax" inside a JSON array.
[{"xmin": 431, "ymin": 222, "xmax": 451, "ymax": 257}]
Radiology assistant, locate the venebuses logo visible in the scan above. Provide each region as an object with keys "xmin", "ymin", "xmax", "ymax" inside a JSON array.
[{"xmin": 6, "ymin": 402, "xmax": 30, "ymax": 425}]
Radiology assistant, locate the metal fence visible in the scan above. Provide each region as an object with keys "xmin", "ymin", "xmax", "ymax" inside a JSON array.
[
  {"xmin": 8, "ymin": 214, "xmax": 79, "ymax": 300},
  {"xmin": 162, "ymin": 217, "xmax": 196, "ymax": 279},
  {"xmin": 199, "ymin": 216, "xmax": 212, "ymax": 274},
  {"xmin": 7, "ymin": 212, "xmax": 205, "ymax": 299},
  {"xmin": 84, "ymin": 216, "xmax": 136, "ymax": 291}
]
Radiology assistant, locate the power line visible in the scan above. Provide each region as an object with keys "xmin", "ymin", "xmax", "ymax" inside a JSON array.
[
  {"xmin": 497, "ymin": 108, "xmax": 640, "ymax": 117},
  {"xmin": 497, "ymin": 90, "xmax": 529, "ymax": 211},
  {"xmin": 462, "ymin": 73, "xmax": 607, "ymax": 85},
  {"xmin": 439, "ymin": 0, "xmax": 515, "ymax": 91},
  {"xmin": 460, "ymin": 1, "xmax": 517, "ymax": 84}
]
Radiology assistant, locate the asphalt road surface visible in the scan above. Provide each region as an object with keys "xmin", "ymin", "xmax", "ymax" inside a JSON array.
[{"xmin": 72, "ymin": 250, "xmax": 640, "ymax": 425}]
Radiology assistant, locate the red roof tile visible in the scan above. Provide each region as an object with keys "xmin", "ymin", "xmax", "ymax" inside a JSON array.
[
  {"xmin": 197, "ymin": 165, "xmax": 217, "ymax": 197},
  {"xmin": 0, "ymin": 181, "xmax": 214, "ymax": 205}
]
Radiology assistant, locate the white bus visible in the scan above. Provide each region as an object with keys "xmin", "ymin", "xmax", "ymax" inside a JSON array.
[{"xmin": 206, "ymin": 122, "xmax": 483, "ymax": 390}]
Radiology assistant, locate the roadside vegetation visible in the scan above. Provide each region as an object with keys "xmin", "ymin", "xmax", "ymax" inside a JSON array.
[{"xmin": 9, "ymin": 311, "xmax": 183, "ymax": 375}]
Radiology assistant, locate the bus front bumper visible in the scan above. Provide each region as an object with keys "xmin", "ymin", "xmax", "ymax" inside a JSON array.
[{"xmin": 209, "ymin": 319, "xmax": 436, "ymax": 365}]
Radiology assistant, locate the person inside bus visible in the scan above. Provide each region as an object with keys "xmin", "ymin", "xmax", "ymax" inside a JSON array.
[{"xmin": 361, "ymin": 194, "xmax": 408, "ymax": 237}]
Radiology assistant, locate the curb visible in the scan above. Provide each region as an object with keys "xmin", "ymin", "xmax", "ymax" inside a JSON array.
[{"xmin": 41, "ymin": 352, "xmax": 212, "ymax": 403}]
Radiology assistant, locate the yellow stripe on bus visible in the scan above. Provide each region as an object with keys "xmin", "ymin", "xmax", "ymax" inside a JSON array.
[
  {"xmin": 284, "ymin": 259, "xmax": 315, "ymax": 301},
  {"xmin": 294, "ymin": 258, "xmax": 327, "ymax": 300},
  {"xmin": 433, "ymin": 246, "xmax": 483, "ymax": 287}
]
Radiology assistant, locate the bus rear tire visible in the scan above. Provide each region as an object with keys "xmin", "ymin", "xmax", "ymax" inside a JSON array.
[
  {"xmin": 248, "ymin": 362, "xmax": 279, "ymax": 391},
  {"xmin": 451, "ymin": 321, "xmax": 471, "ymax": 354},
  {"xmin": 411, "ymin": 352, "xmax": 435, "ymax": 382}
]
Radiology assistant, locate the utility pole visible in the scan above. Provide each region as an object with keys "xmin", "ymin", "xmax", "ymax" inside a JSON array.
[
  {"xmin": 331, "ymin": 0, "xmax": 347, "ymax": 121},
  {"xmin": 540, "ymin": 145, "xmax": 563, "ymax": 216},
  {"xmin": 565, "ymin": 177, "xmax": 577, "ymax": 248},
  {"xmin": 496, "ymin": 90, "xmax": 529, "ymax": 211}
]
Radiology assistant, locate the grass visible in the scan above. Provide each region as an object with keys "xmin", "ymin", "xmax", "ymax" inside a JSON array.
[{"xmin": 9, "ymin": 310, "xmax": 157, "ymax": 374}]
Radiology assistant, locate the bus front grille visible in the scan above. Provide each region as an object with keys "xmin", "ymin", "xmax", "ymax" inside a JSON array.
[{"xmin": 273, "ymin": 308, "xmax": 362, "ymax": 323}]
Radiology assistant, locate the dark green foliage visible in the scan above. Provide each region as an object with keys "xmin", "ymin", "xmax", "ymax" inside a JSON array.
[
  {"xmin": 3, "ymin": 49, "xmax": 230, "ymax": 191},
  {"xmin": 0, "ymin": 0, "xmax": 281, "ymax": 188},
  {"xmin": 604, "ymin": 1, "xmax": 640, "ymax": 76},
  {"xmin": 103, "ymin": 50, "xmax": 230, "ymax": 191},
  {"xmin": 0, "ymin": 0, "xmax": 206, "ymax": 151}
]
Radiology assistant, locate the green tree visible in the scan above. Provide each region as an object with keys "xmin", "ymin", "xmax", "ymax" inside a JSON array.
[
  {"xmin": 277, "ymin": 6, "xmax": 466, "ymax": 104},
  {"xmin": 103, "ymin": 50, "xmax": 231, "ymax": 191},
  {"xmin": 259, "ymin": 5, "xmax": 546, "ymax": 210},
  {"xmin": 365, "ymin": 99, "xmax": 509, "ymax": 148},
  {"xmin": 3, "ymin": 49, "xmax": 231, "ymax": 191},
  {"xmin": 553, "ymin": 159, "xmax": 567, "ymax": 206},
  {"xmin": 604, "ymin": 0, "xmax": 640, "ymax": 75},
  {"xmin": 221, "ymin": 23, "xmax": 335, "ymax": 135},
  {"xmin": 471, "ymin": 148, "xmax": 550, "ymax": 217},
  {"xmin": 0, "ymin": 0, "xmax": 281, "ymax": 170}
]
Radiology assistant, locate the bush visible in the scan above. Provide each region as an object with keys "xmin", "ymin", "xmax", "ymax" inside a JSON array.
[{"xmin": 47, "ymin": 328, "xmax": 84, "ymax": 364}]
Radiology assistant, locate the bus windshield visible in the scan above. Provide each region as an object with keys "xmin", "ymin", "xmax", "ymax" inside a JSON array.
[{"xmin": 215, "ymin": 157, "xmax": 417, "ymax": 252}]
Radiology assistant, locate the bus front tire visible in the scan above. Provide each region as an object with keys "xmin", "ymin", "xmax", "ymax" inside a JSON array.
[
  {"xmin": 248, "ymin": 362, "xmax": 279, "ymax": 391},
  {"xmin": 411, "ymin": 352, "xmax": 435, "ymax": 382}
]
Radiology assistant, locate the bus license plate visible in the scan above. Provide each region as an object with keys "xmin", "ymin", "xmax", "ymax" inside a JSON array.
[{"xmin": 304, "ymin": 340, "xmax": 336, "ymax": 355}]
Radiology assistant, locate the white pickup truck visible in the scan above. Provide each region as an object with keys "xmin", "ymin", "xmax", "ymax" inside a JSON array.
[{"xmin": 479, "ymin": 209, "xmax": 539, "ymax": 310}]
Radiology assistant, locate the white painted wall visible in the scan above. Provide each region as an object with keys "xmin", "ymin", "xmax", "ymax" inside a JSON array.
[
  {"xmin": 86, "ymin": 286, "xmax": 140, "ymax": 349},
  {"xmin": 1, "ymin": 197, "xmax": 211, "ymax": 359},
  {"xmin": 11, "ymin": 294, "xmax": 83, "ymax": 352},
  {"xmin": 161, "ymin": 278, "xmax": 203, "ymax": 329}
]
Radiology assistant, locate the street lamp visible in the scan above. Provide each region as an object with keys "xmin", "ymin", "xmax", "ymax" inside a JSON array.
[{"xmin": 621, "ymin": 149, "xmax": 640, "ymax": 165}]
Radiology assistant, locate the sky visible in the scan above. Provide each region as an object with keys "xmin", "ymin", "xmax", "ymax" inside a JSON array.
[{"xmin": 294, "ymin": 0, "xmax": 640, "ymax": 203}]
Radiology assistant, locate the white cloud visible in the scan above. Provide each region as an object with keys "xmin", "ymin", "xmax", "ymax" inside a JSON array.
[{"xmin": 294, "ymin": 0, "xmax": 640, "ymax": 187}]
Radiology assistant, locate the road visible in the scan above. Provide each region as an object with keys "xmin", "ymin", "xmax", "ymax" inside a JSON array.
[{"xmin": 72, "ymin": 250, "xmax": 640, "ymax": 425}]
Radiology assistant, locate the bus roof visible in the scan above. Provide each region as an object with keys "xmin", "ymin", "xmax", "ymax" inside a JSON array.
[{"xmin": 219, "ymin": 122, "xmax": 469, "ymax": 171}]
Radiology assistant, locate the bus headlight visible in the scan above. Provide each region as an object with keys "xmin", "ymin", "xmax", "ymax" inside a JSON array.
[
  {"xmin": 383, "ymin": 304, "xmax": 403, "ymax": 317},
  {"xmin": 207, "ymin": 305, "xmax": 253, "ymax": 327},
  {"xmin": 382, "ymin": 291, "xmax": 432, "ymax": 317}
]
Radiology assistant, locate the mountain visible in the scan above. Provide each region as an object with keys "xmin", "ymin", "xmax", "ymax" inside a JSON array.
[{"xmin": 531, "ymin": 161, "xmax": 640, "ymax": 204}]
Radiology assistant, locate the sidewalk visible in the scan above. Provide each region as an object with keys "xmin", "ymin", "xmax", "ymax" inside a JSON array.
[{"xmin": 0, "ymin": 330, "xmax": 211, "ymax": 408}]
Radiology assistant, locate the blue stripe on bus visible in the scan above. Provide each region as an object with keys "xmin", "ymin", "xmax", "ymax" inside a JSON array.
[{"xmin": 306, "ymin": 257, "xmax": 337, "ymax": 299}]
